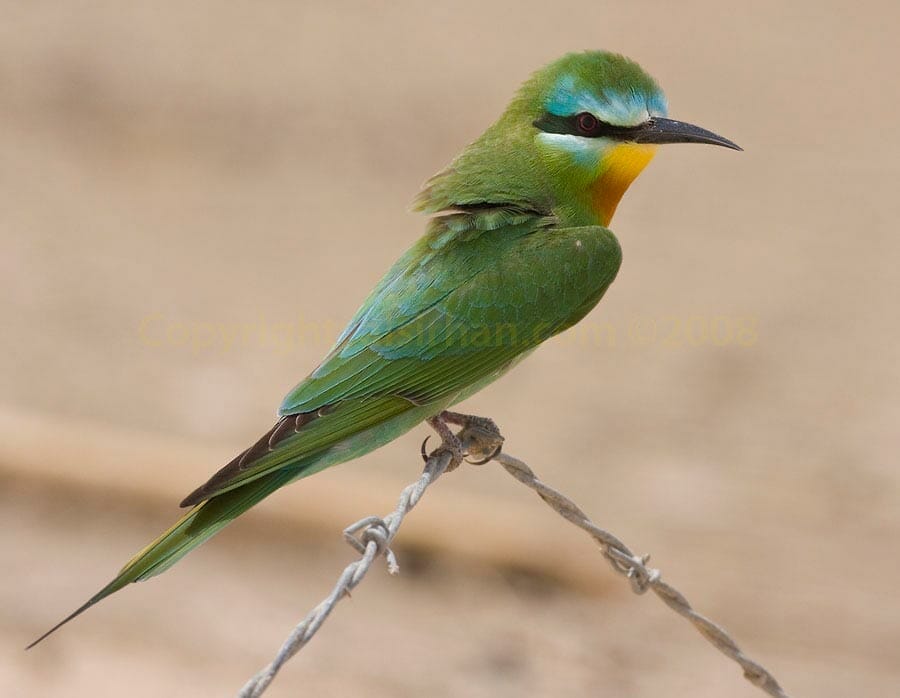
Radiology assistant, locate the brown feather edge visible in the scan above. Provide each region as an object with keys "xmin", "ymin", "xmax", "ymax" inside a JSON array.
[{"xmin": 178, "ymin": 410, "xmax": 320, "ymax": 508}]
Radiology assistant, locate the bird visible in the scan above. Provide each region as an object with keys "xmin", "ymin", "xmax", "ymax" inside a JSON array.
[{"xmin": 29, "ymin": 50, "xmax": 740, "ymax": 647}]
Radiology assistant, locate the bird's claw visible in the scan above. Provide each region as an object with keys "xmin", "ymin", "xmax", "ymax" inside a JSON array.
[{"xmin": 421, "ymin": 433, "xmax": 465, "ymax": 471}]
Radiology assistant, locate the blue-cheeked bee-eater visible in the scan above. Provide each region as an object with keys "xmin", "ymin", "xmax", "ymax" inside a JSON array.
[{"xmin": 29, "ymin": 50, "xmax": 739, "ymax": 647}]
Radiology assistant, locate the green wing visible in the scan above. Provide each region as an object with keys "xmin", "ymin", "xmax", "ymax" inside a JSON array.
[
  {"xmin": 183, "ymin": 211, "xmax": 622, "ymax": 505},
  {"xmin": 28, "ymin": 212, "xmax": 623, "ymax": 647}
]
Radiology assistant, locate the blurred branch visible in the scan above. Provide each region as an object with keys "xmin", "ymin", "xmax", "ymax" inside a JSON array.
[{"xmin": 238, "ymin": 444, "xmax": 790, "ymax": 698}]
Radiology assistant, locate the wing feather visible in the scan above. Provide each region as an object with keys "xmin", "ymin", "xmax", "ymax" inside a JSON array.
[{"xmin": 185, "ymin": 212, "xmax": 621, "ymax": 504}]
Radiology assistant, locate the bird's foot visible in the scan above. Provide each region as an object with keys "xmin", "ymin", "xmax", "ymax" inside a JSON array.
[
  {"xmin": 439, "ymin": 410, "xmax": 504, "ymax": 465},
  {"xmin": 422, "ymin": 415, "xmax": 466, "ymax": 472}
]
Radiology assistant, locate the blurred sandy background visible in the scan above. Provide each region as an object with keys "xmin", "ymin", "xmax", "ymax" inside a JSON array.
[{"xmin": 2, "ymin": 2, "xmax": 898, "ymax": 696}]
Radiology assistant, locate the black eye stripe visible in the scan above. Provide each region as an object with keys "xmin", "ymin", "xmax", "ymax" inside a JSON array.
[{"xmin": 533, "ymin": 112, "xmax": 646, "ymax": 140}]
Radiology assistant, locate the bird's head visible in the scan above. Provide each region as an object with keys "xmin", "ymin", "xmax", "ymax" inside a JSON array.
[{"xmin": 415, "ymin": 51, "xmax": 740, "ymax": 227}]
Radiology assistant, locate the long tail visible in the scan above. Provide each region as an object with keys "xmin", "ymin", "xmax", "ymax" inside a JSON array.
[{"xmin": 26, "ymin": 464, "xmax": 303, "ymax": 649}]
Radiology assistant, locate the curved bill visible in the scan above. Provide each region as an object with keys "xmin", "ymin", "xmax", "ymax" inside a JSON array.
[{"xmin": 631, "ymin": 117, "xmax": 742, "ymax": 151}]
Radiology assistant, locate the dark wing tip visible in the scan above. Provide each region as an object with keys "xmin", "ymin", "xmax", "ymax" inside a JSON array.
[
  {"xmin": 179, "ymin": 411, "xmax": 322, "ymax": 508},
  {"xmin": 179, "ymin": 488, "xmax": 206, "ymax": 508},
  {"xmin": 178, "ymin": 447, "xmax": 248, "ymax": 508}
]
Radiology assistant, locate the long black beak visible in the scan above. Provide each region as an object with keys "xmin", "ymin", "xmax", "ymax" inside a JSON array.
[{"xmin": 631, "ymin": 117, "xmax": 742, "ymax": 151}]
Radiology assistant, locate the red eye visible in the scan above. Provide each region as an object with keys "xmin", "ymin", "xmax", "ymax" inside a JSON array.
[{"xmin": 576, "ymin": 112, "xmax": 597, "ymax": 134}]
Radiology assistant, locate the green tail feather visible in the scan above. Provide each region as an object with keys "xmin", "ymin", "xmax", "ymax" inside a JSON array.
[{"xmin": 27, "ymin": 465, "xmax": 303, "ymax": 649}]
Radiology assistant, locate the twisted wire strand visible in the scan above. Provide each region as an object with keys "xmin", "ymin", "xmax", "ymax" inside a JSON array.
[
  {"xmin": 493, "ymin": 452, "xmax": 790, "ymax": 698},
  {"xmin": 237, "ymin": 450, "xmax": 453, "ymax": 698},
  {"xmin": 238, "ymin": 448, "xmax": 790, "ymax": 698}
]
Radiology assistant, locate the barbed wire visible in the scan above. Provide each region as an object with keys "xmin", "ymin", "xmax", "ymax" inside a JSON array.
[
  {"xmin": 492, "ymin": 452, "xmax": 790, "ymax": 698},
  {"xmin": 237, "ymin": 448, "xmax": 454, "ymax": 698},
  {"xmin": 238, "ymin": 441, "xmax": 790, "ymax": 698}
]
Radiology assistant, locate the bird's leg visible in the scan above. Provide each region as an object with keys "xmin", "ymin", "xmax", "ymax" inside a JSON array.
[
  {"xmin": 423, "ymin": 414, "xmax": 466, "ymax": 472},
  {"xmin": 439, "ymin": 410, "xmax": 504, "ymax": 465}
]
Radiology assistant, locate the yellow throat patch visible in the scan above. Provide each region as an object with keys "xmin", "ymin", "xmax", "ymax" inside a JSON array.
[{"xmin": 591, "ymin": 143, "xmax": 657, "ymax": 226}]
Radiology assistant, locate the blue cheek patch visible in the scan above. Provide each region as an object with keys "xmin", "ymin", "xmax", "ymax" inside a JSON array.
[{"xmin": 535, "ymin": 133, "xmax": 602, "ymax": 169}]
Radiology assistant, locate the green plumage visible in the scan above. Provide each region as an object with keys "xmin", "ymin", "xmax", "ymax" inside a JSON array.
[
  {"xmin": 31, "ymin": 49, "xmax": 738, "ymax": 647},
  {"xmin": 414, "ymin": 51, "xmax": 664, "ymax": 224}
]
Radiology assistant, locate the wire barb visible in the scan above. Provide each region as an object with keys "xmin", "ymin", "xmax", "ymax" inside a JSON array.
[
  {"xmin": 238, "ymin": 445, "xmax": 791, "ymax": 698},
  {"xmin": 237, "ymin": 448, "xmax": 454, "ymax": 698}
]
